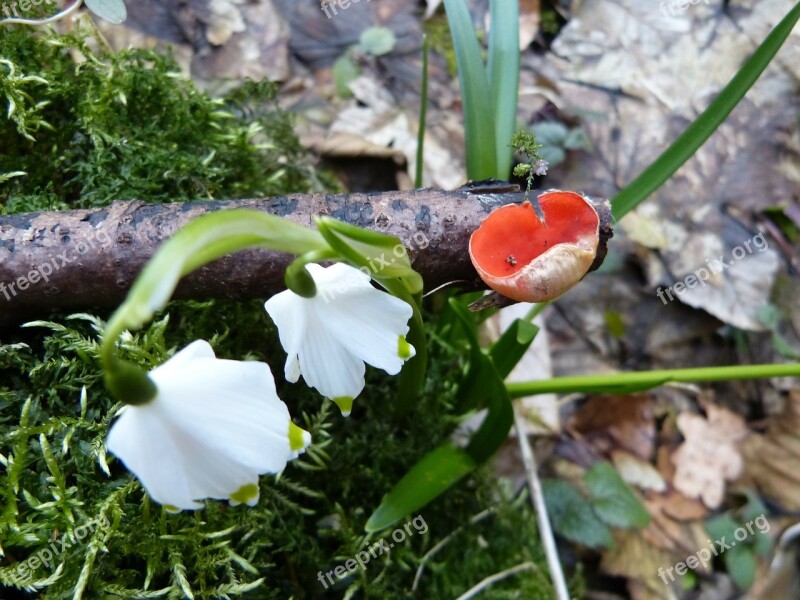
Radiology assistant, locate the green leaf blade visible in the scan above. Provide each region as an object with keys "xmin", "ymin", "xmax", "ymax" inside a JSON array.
[
  {"xmin": 443, "ymin": 0, "xmax": 497, "ymax": 179},
  {"xmin": 542, "ymin": 479, "xmax": 613, "ymax": 549},
  {"xmin": 487, "ymin": 0, "xmax": 520, "ymax": 179},
  {"xmin": 365, "ymin": 444, "xmax": 477, "ymax": 532},
  {"xmin": 584, "ymin": 461, "xmax": 650, "ymax": 529}
]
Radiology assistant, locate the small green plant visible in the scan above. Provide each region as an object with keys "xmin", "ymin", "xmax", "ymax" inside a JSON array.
[
  {"xmin": 530, "ymin": 120, "xmax": 591, "ymax": 168},
  {"xmin": 443, "ymin": 0, "xmax": 519, "ymax": 179},
  {"xmin": 511, "ymin": 129, "xmax": 549, "ymax": 192},
  {"xmin": 542, "ymin": 461, "xmax": 651, "ymax": 550},
  {"xmin": 332, "ymin": 26, "xmax": 397, "ymax": 98}
]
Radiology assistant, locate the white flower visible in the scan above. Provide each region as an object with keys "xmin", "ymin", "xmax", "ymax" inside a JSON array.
[
  {"xmin": 106, "ymin": 340, "xmax": 310, "ymax": 511},
  {"xmin": 264, "ymin": 263, "xmax": 416, "ymax": 415}
]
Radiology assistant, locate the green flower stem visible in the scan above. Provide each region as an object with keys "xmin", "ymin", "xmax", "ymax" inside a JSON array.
[
  {"xmin": 611, "ymin": 1, "xmax": 800, "ymax": 220},
  {"xmin": 285, "ymin": 249, "xmax": 339, "ymax": 297},
  {"xmin": 415, "ymin": 34, "xmax": 429, "ymax": 189},
  {"xmin": 101, "ymin": 209, "xmax": 329, "ymax": 397},
  {"xmin": 506, "ymin": 363, "xmax": 800, "ymax": 398}
]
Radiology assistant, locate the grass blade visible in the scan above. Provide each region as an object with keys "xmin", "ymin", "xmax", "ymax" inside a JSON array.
[
  {"xmin": 444, "ymin": 0, "xmax": 497, "ymax": 179},
  {"xmin": 487, "ymin": 0, "xmax": 520, "ymax": 179},
  {"xmin": 415, "ymin": 35, "xmax": 429, "ymax": 188}
]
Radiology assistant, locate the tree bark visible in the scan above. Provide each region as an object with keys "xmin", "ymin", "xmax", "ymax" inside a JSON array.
[{"xmin": 0, "ymin": 182, "xmax": 538, "ymax": 327}]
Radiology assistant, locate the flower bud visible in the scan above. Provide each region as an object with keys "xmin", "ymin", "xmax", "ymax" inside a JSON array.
[{"xmin": 104, "ymin": 360, "xmax": 158, "ymax": 406}]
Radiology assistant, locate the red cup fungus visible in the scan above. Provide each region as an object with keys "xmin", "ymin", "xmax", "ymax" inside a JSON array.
[{"xmin": 468, "ymin": 190, "xmax": 603, "ymax": 303}]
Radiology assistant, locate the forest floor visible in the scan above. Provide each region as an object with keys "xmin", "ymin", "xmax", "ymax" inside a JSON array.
[{"xmin": 66, "ymin": 0, "xmax": 800, "ymax": 597}]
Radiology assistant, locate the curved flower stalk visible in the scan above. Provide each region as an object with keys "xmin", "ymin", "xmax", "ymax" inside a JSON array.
[
  {"xmin": 106, "ymin": 340, "xmax": 310, "ymax": 511},
  {"xmin": 100, "ymin": 209, "xmax": 330, "ymax": 404},
  {"xmin": 265, "ymin": 263, "xmax": 416, "ymax": 415},
  {"xmin": 99, "ymin": 208, "xmax": 426, "ymax": 506}
]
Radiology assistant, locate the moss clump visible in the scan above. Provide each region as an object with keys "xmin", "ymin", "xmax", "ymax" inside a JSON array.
[
  {"xmin": 0, "ymin": 25, "xmax": 567, "ymax": 599},
  {"xmin": 0, "ymin": 303, "xmax": 569, "ymax": 598},
  {"xmin": 0, "ymin": 22, "xmax": 328, "ymax": 212}
]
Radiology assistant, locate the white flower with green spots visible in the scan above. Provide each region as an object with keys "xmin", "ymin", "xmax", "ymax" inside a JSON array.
[
  {"xmin": 106, "ymin": 340, "xmax": 310, "ymax": 511},
  {"xmin": 265, "ymin": 263, "xmax": 416, "ymax": 415}
]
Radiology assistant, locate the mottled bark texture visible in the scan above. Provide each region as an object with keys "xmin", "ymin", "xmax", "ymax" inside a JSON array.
[
  {"xmin": 0, "ymin": 182, "xmax": 518, "ymax": 326},
  {"xmin": 0, "ymin": 183, "xmax": 612, "ymax": 327}
]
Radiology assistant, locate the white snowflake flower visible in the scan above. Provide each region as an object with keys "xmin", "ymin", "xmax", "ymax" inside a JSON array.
[
  {"xmin": 106, "ymin": 340, "xmax": 310, "ymax": 511},
  {"xmin": 264, "ymin": 263, "xmax": 416, "ymax": 415}
]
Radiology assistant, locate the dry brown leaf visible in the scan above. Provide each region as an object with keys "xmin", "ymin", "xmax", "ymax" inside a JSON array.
[
  {"xmin": 535, "ymin": 0, "xmax": 797, "ymax": 331},
  {"xmin": 659, "ymin": 492, "xmax": 707, "ymax": 523},
  {"xmin": 518, "ymin": 0, "xmax": 540, "ymax": 50},
  {"xmin": 568, "ymin": 395, "xmax": 656, "ymax": 460},
  {"xmin": 671, "ymin": 404, "xmax": 749, "ymax": 508},
  {"xmin": 743, "ymin": 390, "xmax": 800, "ymax": 511},
  {"xmin": 601, "ymin": 531, "xmax": 680, "ymax": 600},
  {"xmin": 641, "ymin": 493, "xmax": 708, "ymax": 555},
  {"xmin": 612, "ymin": 449, "xmax": 666, "ymax": 493},
  {"xmin": 206, "ymin": 0, "xmax": 246, "ymax": 46},
  {"xmin": 325, "ymin": 76, "xmax": 463, "ymax": 189}
]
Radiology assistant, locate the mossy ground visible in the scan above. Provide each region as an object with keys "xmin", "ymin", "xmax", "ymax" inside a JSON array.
[{"xmin": 0, "ymin": 24, "xmax": 572, "ymax": 598}]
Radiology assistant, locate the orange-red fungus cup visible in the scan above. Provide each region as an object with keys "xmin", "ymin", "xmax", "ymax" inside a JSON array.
[{"xmin": 468, "ymin": 190, "xmax": 601, "ymax": 302}]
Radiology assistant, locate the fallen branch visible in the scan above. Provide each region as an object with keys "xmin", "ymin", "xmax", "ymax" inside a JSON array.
[{"xmin": 0, "ymin": 182, "xmax": 534, "ymax": 327}]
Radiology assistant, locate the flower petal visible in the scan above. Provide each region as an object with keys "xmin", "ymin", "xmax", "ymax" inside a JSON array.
[
  {"xmin": 107, "ymin": 403, "xmax": 259, "ymax": 510},
  {"xmin": 106, "ymin": 340, "xmax": 310, "ymax": 511},
  {"xmin": 264, "ymin": 289, "xmax": 307, "ymax": 383},
  {"xmin": 264, "ymin": 263, "xmax": 416, "ymax": 402},
  {"xmin": 297, "ymin": 307, "xmax": 367, "ymax": 399},
  {"xmin": 151, "ymin": 357, "xmax": 298, "ymax": 474},
  {"xmin": 150, "ymin": 339, "xmax": 215, "ymax": 379},
  {"xmin": 317, "ymin": 284, "xmax": 414, "ymax": 375}
]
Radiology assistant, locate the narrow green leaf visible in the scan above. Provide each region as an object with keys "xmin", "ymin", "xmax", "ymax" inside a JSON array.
[
  {"xmin": 443, "ymin": 0, "xmax": 497, "ymax": 179},
  {"xmin": 463, "ymin": 358, "xmax": 514, "ymax": 463},
  {"xmin": 506, "ymin": 362, "xmax": 800, "ymax": 398},
  {"xmin": 369, "ymin": 297, "xmax": 517, "ymax": 528},
  {"xmin": 446, "ymin": 298, "xmax": 515, "ymax": 461},
  {"xmin": 415, "ymin": 35, "xmax": 430, "ymax": 189},
  {"xmin": 489, "ymin": 318, "xmax": 539, "ymax": 379},
  {"xmin": 487, "ymin": 0, "xmax": 520, "ymax": 179},
  {"xmin": 365, "ymin": 444, "xmax": 476, "ymax": 531},
  {"xmin": 584, "ymin": 461, "xmax": 650, "ymax": 529},
  {"xmin": 316, "ymin": 217, "xmax": 424, "ymax": 296},
  {"xmin": 612, "ymin": 1, "xmax": 800, "ymax": 219}
]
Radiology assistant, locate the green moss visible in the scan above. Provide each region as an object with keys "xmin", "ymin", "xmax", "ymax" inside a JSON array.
[
  {"xmin": 0, "ymin": 27, "xmax": 570, "ymax": 599},
  {"xmin": 0, "ymin": 304, "xmax": 573, "ymax": 598},
  {"xmin": 0, "ymin": 24, "xmax": 330, "ymax": 211}
]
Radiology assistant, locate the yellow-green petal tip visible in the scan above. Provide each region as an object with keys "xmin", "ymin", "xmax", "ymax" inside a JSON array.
[
  {"xmin": 332, "ymin": 396, "xmax": 354, "ymax": 417},
  {"xmin": 230, "ymin": 483, "xmax": 259, "ymax": 506}
]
